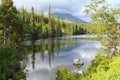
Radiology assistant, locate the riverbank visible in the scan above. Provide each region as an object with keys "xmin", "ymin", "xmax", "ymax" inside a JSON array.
[{"xmin": 55, "ymin": 54, "xmax": 120, "ymax": 80}]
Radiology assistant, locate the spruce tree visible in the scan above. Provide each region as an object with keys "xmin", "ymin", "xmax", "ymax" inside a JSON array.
[
  {"xmin": 0, "ymin": 0, "xmax": 17, "ymax": 45},
  {"xmin": 30, "ymin": 7, "xmax": 36, "ymax": 40}
]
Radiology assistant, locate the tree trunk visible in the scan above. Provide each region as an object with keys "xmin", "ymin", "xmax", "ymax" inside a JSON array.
[{"xmin": 3, "ymin": 23, "xmax": 6, "ymax": 45}]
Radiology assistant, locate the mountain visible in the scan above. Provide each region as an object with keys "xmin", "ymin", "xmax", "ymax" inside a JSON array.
[{"xmin": 52, "ymin": 13, "xmax": 87, "ymax": 23}]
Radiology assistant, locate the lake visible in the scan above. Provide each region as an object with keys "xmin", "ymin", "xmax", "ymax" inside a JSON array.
[{"xmin": 22, "ymin": 35, "xmax": 102, "ymax": 80}]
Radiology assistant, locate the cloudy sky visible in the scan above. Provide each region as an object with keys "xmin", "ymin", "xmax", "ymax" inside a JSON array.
[{"xmin": 13, "ymin": 0, "xmax": 120, "ymax": 22}]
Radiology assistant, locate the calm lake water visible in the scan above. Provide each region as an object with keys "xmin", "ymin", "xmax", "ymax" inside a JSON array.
[{"xmin": 22, "ymin": 35, "xmax": 102, "ymax": 80}]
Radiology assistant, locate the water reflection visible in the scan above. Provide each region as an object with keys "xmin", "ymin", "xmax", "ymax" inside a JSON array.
[
  {"xmin": 23, "ymin": 37, "xmax": 78, "ymax": 69},
  {"xmin": 22, "ymin": 36, "xmax": 101, "ymax": 80}
]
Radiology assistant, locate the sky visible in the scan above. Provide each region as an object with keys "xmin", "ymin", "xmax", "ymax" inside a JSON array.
[{"xmin": 13, "ymin": 0, "xmax": 120, "ymax": 22}]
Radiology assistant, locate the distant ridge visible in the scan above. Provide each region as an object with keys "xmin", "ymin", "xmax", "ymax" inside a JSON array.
[{"xmin": 52, "ymin": 13, "xmax": 88, "ymax": 23}]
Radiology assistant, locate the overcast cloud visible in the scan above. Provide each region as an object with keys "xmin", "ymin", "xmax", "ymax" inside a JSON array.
[{"xmin": 13, "ymin": 0, "xmax": 120, "ymax": 22}]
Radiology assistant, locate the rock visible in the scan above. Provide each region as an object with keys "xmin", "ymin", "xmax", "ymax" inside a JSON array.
[
  {"xmin": 77, "ymin": 70, "xmax": 84, "ymax": 76},
  {"xmin": 73, "ymin": 70, "xmax": 84, "ymax": 77},
  {"xmin": 73, "ymin": 59, "xmax": 84, "ymax": 68}
]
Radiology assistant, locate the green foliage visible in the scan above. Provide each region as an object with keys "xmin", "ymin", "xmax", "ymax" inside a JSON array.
[
  {"xmin": 82, "ymin": 23, "xmax": 107, "ymax": 35},
  {"xmin": 85, "ymin": 54, "xmax": 111, "ymax": 76},
  {"xmin": 30, "ymin": 7, "xmax": 35, "ymax": 32},
  {"xmin": 84, "ymin": 0, "xmax": 120, "ymax": 55},
  {"xmin": 55, "ymin": 68, "xmax": 82, "ymax": 80},
  {"xmin": 83, "ymin": 54, "xmax": 120, "ymax": 80},
  {"xmin": 17, "ymin": 6, "xmax": 86, "ymax": 40},
  {"xmin": 0, "ymin": 0, "xmax": 26, "ymax": 46},
  {"xmin": 0, "ymin": 45, "xmax": 26, "ymax": 80}
]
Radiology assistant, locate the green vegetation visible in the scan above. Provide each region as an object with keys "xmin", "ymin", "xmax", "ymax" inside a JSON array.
[
  {"xmin": 83, "ymin": 54, "xmax": 120, "ymax": 80},
  {"xmin": 0, "ymin": 46, "xmax": 26, "ymax": 80},
  {"xmin": 56, "ymin": 68, "xmax": 82, "ymax": 80},
  {"xmin": 0, "ymin": 0, "xmax": 26, "ymax": 79},
  {"xmin": 0, "ymin": 0, "xmax": 26, "ymax": 46},
  {"xmin": 17, "ymin": 7, "xmax": 87, "ymax": 40},
  {"xmin": 84, "ymin": 0, "xmax": 120, "ymax": 55}
]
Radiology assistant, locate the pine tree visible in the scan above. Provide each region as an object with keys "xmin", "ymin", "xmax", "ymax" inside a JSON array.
[
  {"xmin": 48, "ymin": 5, "xmax": 53, "ymax": 37},
  {"xmin": 30, "ymin": 7, "xmax": 37, "ymax": 40},
  {"xmin": 30, "ymin": 7, "xmax": 35, "ymax": 34},
  {"xmin": 0, "ymin": 0, "xmax": 17, "ymax": 45}
]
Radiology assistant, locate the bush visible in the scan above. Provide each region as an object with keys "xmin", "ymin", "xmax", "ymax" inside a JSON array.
[
  {"xmin": 85, "ymin": 54, "xmax": 111, "ymax": 76},
  {"xmin": 55, "ymin": 68, "xmax": 82, "ymax": 80},
  {"xmin": 83, "ymin": 54, "xmax": 120, "ymax": 80},
  {"xmin": 0, "ymin": 46, "xmax": 26, "ymax": 80}
]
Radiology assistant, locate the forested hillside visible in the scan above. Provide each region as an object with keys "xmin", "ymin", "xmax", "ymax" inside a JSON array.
[{"xmin": 0, "ymin": 1, "xmax": 87, "ymax": 46}]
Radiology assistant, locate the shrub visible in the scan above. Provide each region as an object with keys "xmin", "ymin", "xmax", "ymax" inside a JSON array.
[
  {"xmin": 55, "ymin": 68, "xmax": 82, "ymax": 80},
  {"xmin": 0, "ymin": 46, "xmax": 26, "ymax": 80}
]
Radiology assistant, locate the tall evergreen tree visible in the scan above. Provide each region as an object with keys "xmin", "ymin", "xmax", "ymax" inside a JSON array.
[
  {"xmin": 30, "ymin": 7, "xmax": 35, "ymax": 34},
  {"xmin": 48, "ymin": 5, "xmax": 53, "ymax": 37},
  {"xmin": 0, "ymin": 0, "xmax": 17, "ymax": 45},
  {"xmin": 30, "ymin": 7, "xmax": 37, "ymax": 40}
]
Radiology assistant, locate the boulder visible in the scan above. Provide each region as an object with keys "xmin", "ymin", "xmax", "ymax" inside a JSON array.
[{"xmin": 73, "ymin": 59, "xmax": 84, "ymax": 68}]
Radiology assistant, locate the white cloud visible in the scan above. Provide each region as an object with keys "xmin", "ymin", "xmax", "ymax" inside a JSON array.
[
  {"xmin": 13, "ymin": 0, "xmax": 120, "ymax": 22},
  {"xmin": 13, "ymin": 0, "xmax": 90, "ymax": 14},
  {"xmin": 107, "ymin": 0, "xmax": 120, "ymax": 9}
]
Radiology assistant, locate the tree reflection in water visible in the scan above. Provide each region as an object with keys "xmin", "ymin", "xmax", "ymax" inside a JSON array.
[{"xmin": 23, "ymin": 37, "xmax": 77, "ymax": 69}]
